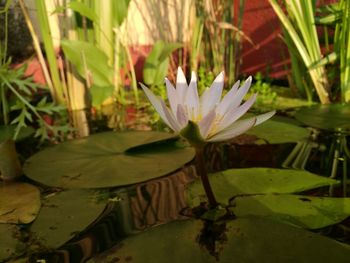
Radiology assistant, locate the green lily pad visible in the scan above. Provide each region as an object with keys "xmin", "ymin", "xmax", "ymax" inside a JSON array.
[
  {"xmin": 245, "ymin": 119, "xmax": 310, "ymax": 144},
  {"xmin": 0, "ymin": 140, "xmax": 22, "ymax": 180},
  {"xmin": 230, "ymin": 194, "xmax": 350, "ymax": 229},
  {"xmin": 24, "ymin": 131, "xmax": 195, "ymax": 188},
  {"xmin": 0, "ymin": 224, "xmax": 26, "ymax": 262},
  {"xmin": 0, "ymin": 182, "xmax": 41, "ymax": 224},
  {"xmin": 30, "ymin": 189, "xmax": 107, "ymax": 248},
  {"xmin": 89, "ymin": 217, "xmax": 350, "ymax": 263},
  {"xmin": 221, "ymin": 217, "xmax": 350, "ymax": 263},
  {"xmin": 0, "ymin": 125, "xmax": 34, "ymax": 143},
  {"xmin": 295, "ymin": 104, "xmax": 350, "ymax": 132},
  {"xmin": 186, "ymin": 168, "xmax": 338, "ymax": 205}
]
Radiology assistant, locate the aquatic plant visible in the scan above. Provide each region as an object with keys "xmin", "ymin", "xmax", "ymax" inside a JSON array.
[{"xmin": 141, "ymin": 68, "xmax": 275, "ymax": 206}]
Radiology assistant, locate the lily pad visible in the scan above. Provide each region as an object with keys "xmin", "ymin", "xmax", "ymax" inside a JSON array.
[
  {"xmin": 30, "ymin": 189, "xmax": 107, "ymax": 248},
  {"xmin": 245, "ymin": 118, "xmax": 310, "ymax": 144},
  {"xmin": 89, "ymin": 217, "xmax": 350, "ymax": 263},
  {"xmin": 0, "ymin": 125, "xmax": 34, "ymax": 143},
  {"xmin": 0, "ymin": 224, "xmax": 26, "ymax": 262},
  {"xmin": 221, "ymin": 217, "xmax": 350, "ymax": 263},
  {"xmin": 24, "ymin": 131, "xmax": 195, "ymax": 188},
  {"xmin": 186, "ymin": 168, "xmax": 338, "ymax": 205},
  {"xmin": 230, "ymin": 194, "xmax": 350, "ymax": 229},
  {"xmin": 0, "ymin": 182, "xmax": 41, "ymax": 224},
  {"xmin": 0, "ymin": 140, "xmax": 22, "ymax": 180},
  {"xmin": 295, "ymin": 104, "xmax": 350, "ymax": 132}
]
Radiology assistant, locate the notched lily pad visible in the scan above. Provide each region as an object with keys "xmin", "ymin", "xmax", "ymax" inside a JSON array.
[
  {"xmin": 0, "ymin": 182, "xmax": 41, "ymax": 224},
  {"xmin": 186, "ymin": 168, "xmax": 338, "ymax": 205},
  {"xmin": 230, "ymin": 194, "xmax": 350, "ymax": 229},
  {"xmin": 24, "ymin": 131, "xmax": 195, "ymax": 188},
  {"xmin": 30, "ymin": 189, "xmax": 107, "ymax": 248}
]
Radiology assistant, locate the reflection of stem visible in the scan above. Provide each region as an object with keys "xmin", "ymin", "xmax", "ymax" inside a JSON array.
[{"xmin": 195, "ymin": 147, "xmax": 218, "ymax": 208}]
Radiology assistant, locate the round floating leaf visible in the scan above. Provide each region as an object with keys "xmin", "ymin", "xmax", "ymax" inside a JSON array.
[
  {"xmin": 245, "ymin": 119, "xmax": 310, "ymax": 144},
  {"xmin": 0, "ymin": 125, "xmax": 34, "ymax": 143},
  {"xmin": 24, "ymin": 131, "xmax": 195, "ymax": 188},
  {"xmin": 89, "ymin": 220, "xmax": 211, "ymax": 263},
  {"xmin": 221, "ymin": 217, "xmax": 350, "ymax": 263},
  {"xmin": 0, "ymin": 182, "xmax": 41, "ymax": 224},
  {"xmin": 295, "ymin": 104, "xmax": 350, "ymax": 132},
  {"xmin": 0, "ymin": 224, "xmax": 26, "ymax": 262},
  {"xmin": 186, "ymin": 168, "xmax": 338, "ymax": 205},
  {"xmin": 89, "ymin": 218, "xmax": 350, "ymax": 263},
  {"xmin": 231, "ymin": 194, "xmax": 350, "ymax": 229},
  {"xmin": 30, "ymin": 189, "xmax": 107, "ymax": 248}
]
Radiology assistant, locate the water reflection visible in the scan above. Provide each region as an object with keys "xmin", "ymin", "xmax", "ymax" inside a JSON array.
[{"xmin": 29, "ymin": 166, "xmax": 197, "ymax": 263}]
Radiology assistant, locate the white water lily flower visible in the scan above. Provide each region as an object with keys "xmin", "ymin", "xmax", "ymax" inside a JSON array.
[{"xmin": 141, "ymin": 67, "xmax": 275, "ymax": 144}]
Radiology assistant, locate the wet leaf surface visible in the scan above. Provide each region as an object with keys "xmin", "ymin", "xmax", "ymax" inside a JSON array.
[
  {"xmin": 0, "ymin": 182, "xmax": 41, "ymax": 224},
  {"xmin": 0, "ymin": 224, "xmax": 25, "ymax": 262},
  {"xmin": 89, "ymin": 217, "xmax": 350, "ymax": 263},
  {"xmin": 295, "ymin": 104, "xmax": 350, "ymax": 132},
  {"xmin": 186, "ymin": 168, "xmax": 338, "ymax": 205},
  {"xmin": 0, "ymin": 140, "xmax": 23, "ymax": 180},
  {"xmin": 30, "ymin": 189, "xmax": 107, "ymax": 248},
  {"xmin": 24, "ymin": 131, "xmax": 195, "ymax": 188},
  {"xmin": 245, "ymin": 118, "xmax": 310, "ymax": 144},
  {"xmin": 231, "ymin": 194, "xmax": 350, "ymax": 229}
]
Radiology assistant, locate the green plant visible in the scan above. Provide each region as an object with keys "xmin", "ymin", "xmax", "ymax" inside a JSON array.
[
  {"xmin": 0, "ymin": 55, "xmax": 69, "ymax": 141},
  {"xmin": 194, "ymin": 0, "xmax": 250, "ymax": 85},
  {"xmin": 249, "ymin": 72, "xmax": 277, "ymax": 106},
  {"xmin": 269, "ymin": 0, "xmax": 331, "ymax": 104},
  {"xmin": 316, "ymin": 0, "xmax": 350, "ymax": 103},
  {"xmin": 142, "ymin": 40, "xmax": 182, "ymax": 99}
]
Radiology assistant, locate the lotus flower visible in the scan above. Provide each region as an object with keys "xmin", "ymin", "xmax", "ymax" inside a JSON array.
[{"xmin": 141, "ymin": 68, "xmax": 275, "ymax": 145}]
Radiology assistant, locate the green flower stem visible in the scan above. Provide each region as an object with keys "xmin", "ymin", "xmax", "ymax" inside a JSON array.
[{"xmin": 195, "ymin": 146, "xmax": 218, "ymax": 208}]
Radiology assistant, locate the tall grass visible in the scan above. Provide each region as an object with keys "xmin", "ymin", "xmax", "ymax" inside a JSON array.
[{"xmin": 269, "ymin": 0, "xmax": 330, "ymax": 104}]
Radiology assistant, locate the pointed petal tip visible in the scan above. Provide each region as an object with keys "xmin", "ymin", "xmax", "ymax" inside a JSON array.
[{"xmin": 191, "ymin": 71, "xmax": 197, "ymax": 81}]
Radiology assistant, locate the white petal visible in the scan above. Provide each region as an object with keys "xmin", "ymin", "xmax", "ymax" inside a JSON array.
[
  {"xmin": 255, "ymin": 110, "xmax": 276, "ymax": 126},
  {"xmin": 200, "ymin": 71, "xmax": 224, "ymax": 116},
  {"xmin": 140, "ymin": 83, "xmax": 172, "ymax": 128},
  {"xmin": 160, "ymin": 100, "xmax": 182, "ymax": 132},
  {"xmin": 176, "ymin": 67, "xmax": 187, "ymax": 102},
  {"xmin": 216, "ymin": 93, "xmax": 257, "ymax": 132},
  {"xmin": 198, "ymin": 109, "xmax": 216, "ymax": 139},
  {"xmin": 208, "ymin": 117, "xmax": 256, "ymax": 142},
  {"xmin": 216, "ymin": 79, "xmax": 240, "ymax": 116},
  {"xmin": 165, "ymin": 78, "xmax": 178, "ymax": 116},
  {"xmin": 185, "ymin": 71, "xmax": 200, "ymax": 120},
  {"xmin": 176, "ymin": 104, "xmax": 188, "ymax": 128},
  {"xmin": 227, "ymin": 76, "xmax": 252, "ymax": 110}
]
